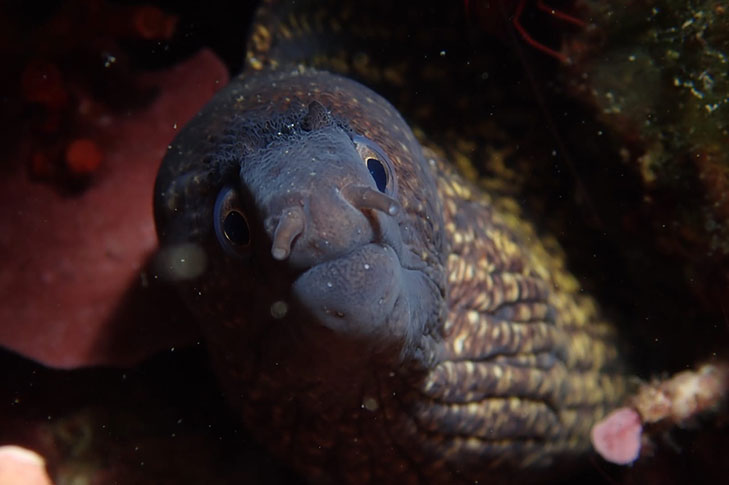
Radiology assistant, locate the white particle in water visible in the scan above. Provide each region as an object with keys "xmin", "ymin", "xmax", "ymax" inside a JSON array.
[
  {"xmin": 270, "ymin": 300, "xmax": 289, "ymax": 319},
  {"xmin": 362, "ymin": 396, "xmax": 379, "ymax": 411}
]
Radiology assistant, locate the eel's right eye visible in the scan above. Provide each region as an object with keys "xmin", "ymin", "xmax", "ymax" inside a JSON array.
[{"xmin": 214, "ymin": 186, "xmax": 252, "ymax": 257}]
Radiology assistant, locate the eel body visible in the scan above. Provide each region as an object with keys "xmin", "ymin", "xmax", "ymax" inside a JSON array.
[{"xmin": 154, "ymin": 3, "xmax": 629, "ymax": 483}]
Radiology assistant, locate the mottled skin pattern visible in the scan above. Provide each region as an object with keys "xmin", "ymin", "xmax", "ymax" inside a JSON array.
[{"xmin": 154, "ymin": 2, "xmax": 630, "ymax": 484}]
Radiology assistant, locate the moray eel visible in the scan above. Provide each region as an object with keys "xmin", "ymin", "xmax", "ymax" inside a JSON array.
[{"xmin": 154, "ymin": 2, "xmax": 629, "ymax": 484}]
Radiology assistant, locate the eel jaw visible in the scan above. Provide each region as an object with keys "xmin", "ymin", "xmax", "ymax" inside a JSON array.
[
  {"xmin": 291, "ymin": 242, "xmax": 403, "ymax": 342},
  {"xmin": 290, "ymin": 240, "xmax": 441, "ymax": 365}
]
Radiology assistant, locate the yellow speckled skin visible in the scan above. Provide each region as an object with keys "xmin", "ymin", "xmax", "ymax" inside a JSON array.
[
  {"xmin": 416, "ymin": 151, "xmax": 627, "ymax": 473},
  {"xmin": 154, "ymin": 1, "xmax": 630, "ymax": 483}
]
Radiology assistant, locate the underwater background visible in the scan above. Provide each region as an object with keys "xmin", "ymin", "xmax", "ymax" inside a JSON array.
[{"xmin": 1, "ymin": 0, "xmax": 728, "ymax": 483}]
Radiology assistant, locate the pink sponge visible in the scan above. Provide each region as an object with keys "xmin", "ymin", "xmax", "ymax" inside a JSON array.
[
  {"xmin": 0, "ymin": 446, "xmax": 53, "ymax": 485},
  {"xmin": 591, "ymin": 407, "xmax": 642, "ymax": 465}
]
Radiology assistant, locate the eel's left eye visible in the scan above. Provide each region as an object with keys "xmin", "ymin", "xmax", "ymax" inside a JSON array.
[
  {"xmin": 214, "ymin": 186, "xmax": 252, "ymax": 257},
  {"xmin": 366, "ymin": 158, "xmax": 387, "ymax": 192},
  {"xmin": 353, "ymin": 135, "xmax": 397, "ymax": 196}
]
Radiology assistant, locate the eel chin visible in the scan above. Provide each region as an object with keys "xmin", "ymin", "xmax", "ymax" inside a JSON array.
[{"xmin": 291, "ymin": 242, "xmax": 408, "ymax": 347}]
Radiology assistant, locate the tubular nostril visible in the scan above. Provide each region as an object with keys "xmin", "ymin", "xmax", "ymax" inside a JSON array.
[
  {"xmin": 341, "ymin": 184, "xmax": 399, "ymax": 216},
  {"xmin": 271, "ymin": 206, "xmax": 305, "ymax": 260}
]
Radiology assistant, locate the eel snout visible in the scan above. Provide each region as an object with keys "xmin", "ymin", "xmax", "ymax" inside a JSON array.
[
  {"xmin": 269, "ymin": 183, "xmax": 399, "ymax": 262},
  {"xmin": 260, "ymin": 161, "xmax": 403, "ymax": 266}
]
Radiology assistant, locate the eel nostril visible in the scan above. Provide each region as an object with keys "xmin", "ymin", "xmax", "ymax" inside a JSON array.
[
  {"xmin": 341, "ymin": 184, "xmax": 399, "ymax": 216},
  {"xmin": 271, "ymin": 206, "xmax": 305, "ymax": 260}
]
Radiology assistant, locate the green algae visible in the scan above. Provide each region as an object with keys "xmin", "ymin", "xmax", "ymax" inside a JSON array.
[{"xmin": 571, "ymin": 0, "xmax": 729, "ymax": 258}]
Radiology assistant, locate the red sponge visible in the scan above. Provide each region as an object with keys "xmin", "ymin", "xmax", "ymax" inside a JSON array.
[{"xmin": 0, "ymin": 50, "xmax": 228, "ymax": 368}]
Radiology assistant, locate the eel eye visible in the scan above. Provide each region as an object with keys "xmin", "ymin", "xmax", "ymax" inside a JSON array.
[
  {"xmin": 353, "ymin": 135, "xmax": 397, "ymax": 196},
  {"xmin": 366, "ymin": 158, "xmax": 387, "ymax": 192},
  {"xmin": 223, "ymin": 210, "xmax": 250, "ymax": 245},
  {"xmin": 214, "ymin": 186, "xmax": 252, "ymax": 257}
]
